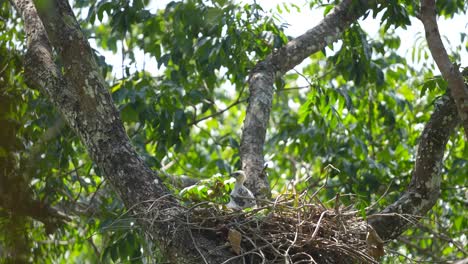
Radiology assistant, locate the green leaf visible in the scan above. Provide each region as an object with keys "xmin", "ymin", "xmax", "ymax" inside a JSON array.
[{"xmin": 158, "ymin": 54, "xmax": 170, "ymax": 69}]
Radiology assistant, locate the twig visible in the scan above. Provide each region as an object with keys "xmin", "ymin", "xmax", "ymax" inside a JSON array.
[
  {"xmin": 84, "ymin": 179, "xmax": 105, "ymax": 213},
  {"xmin": 189, "ymin": 98, "xmax": 248, "ymax": 126},
  {"xmin": 310, "ymin": 210, "xmax": 327, "ymax": 241},
  {"xmin": 189, "ymin": 82, "xmax": 248, "ymax": 126},
  {"xmin": 187, "ymin": 219, "xmax": 209, "ymax": 264},
  {"xmin": 366, "ymin": 180, "xmax": 393, "ymax": 212}
]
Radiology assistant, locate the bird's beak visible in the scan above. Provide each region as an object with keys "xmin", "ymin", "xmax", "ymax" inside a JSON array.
[{"xmin": 230, "ymin": 170, "xmax": 242, "ymax": 177}]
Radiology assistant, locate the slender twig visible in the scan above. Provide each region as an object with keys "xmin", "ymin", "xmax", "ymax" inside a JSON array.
[
  {"xmin": 189, "ymin": 98, "xmax": 248, "ymax": 126},
  {"xmin": 293, "ymin": 69, "xmax": 314, "ymax": 87},
  {"xmin": 365, "ymin": 180, "xmax": 394, "ymax": 212},
  {"xmin": 85, "ymin": 180, "xmax": 106, "ymax": 213},
  {"xmin": 187, "ymin": 217, "xmax": 209, "ymax": 264},
  {"xmin": 87, "ymin": 237, "xmax": 102, "ymax": 263},
  {"xmin": 310, "ymin": 210, "xmax": 327, "ymax": 240},
  {"xmin": 279, "ymin": 85, "xmax": 311, "ymax": 91}
]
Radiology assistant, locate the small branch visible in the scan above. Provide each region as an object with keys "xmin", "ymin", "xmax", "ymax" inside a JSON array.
[
  {"xmin": 415, "ymin": 222, "xmax": 467, "ymax": 254},
  {"xmin": 420, "ymin": 0, "xmax": 468, "ymax": 138},
  {"xmin": 279, "ymin": 69, "xmax": 332, "ymax": 92},
  {"xmin": 161, "ymin": 172, "xmax": 199, "ymax": 189},
  {"xmin": 279, "ymin": 85, "xmax": 311, "ymax": 92},
  {"xmin": 0, "ymin": 56, "xmax": 10, "ymax": 75},
  {"xmin": 293, "ymin": 69, "xmax": 314, "ymax": 87},
  {"xmin": 365, "ymin": 180, "xmax": 393, "ymax": 213},
  {"xmin": 397, "ymin": 236, "xmax": 436, "ymax": 258},
  {"xmin": 0, "ymin": 192, "xmax": 71, "ymax": 233},
  {"xmin": 189, "ymin": 98, "xmax": 248, "ymax": 126},
  {"xmin": 310, "ymin": 210, "xmax": 327, "ymax": 240},
  {"xmin": 87, "ymin": 237, "xmax": 102, "ymax": 262}
]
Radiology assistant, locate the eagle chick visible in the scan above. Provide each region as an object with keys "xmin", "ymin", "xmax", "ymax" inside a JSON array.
[{"xmin": 226, "ymin": 170, "xmax": 256, "ymax": 210}]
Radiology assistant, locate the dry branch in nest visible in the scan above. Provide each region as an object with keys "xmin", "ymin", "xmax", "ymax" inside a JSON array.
[{"xmin": 178, "ymin": 191, "xmax": 384, "ymax": 264}]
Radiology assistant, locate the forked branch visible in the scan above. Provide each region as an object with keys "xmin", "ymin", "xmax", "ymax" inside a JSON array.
[{"xmin": 240, "ymin": 0, "xmax": 373, "ymax": 198}]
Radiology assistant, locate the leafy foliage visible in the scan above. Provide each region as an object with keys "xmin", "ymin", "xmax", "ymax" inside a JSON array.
[{"xmin": 1, "ymin": 0, "xmax": 467, "ymax": 263}]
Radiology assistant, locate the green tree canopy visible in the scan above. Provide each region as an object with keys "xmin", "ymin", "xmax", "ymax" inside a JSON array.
[{"xmin": 1, "ymin": 0, "xmax": 467, "ymax": 263}]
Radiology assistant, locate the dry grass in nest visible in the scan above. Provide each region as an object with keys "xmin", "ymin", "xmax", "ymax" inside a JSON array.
[{"xmin": 182, "ymin": 191, "xmax": 383, "ymax": 264}]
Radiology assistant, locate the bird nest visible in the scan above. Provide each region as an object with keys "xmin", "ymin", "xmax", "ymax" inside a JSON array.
[{"xmin": 183, "ymin": 192, "xmax": 383, "ymax": 264}]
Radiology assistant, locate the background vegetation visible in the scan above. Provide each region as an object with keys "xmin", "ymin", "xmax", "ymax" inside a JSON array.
[{"xmin": 0, "ymin": 0, "xmax": 466, "ymax": 263}]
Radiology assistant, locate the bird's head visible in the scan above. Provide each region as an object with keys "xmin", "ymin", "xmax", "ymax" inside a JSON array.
[{"xmin": 231, "ymin": 170, "xmax": 246, "ymax": 184}]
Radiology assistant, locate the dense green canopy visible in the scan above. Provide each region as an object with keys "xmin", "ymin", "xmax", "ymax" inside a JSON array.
[{"xmin": 0, "ymin": 0, "xmax": 467, "ymax": 263}]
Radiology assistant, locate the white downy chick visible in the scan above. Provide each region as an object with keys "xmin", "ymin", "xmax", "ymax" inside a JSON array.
[{"xmin": 226, "ymin": 170, "xmax": 256, "ymax": 210}]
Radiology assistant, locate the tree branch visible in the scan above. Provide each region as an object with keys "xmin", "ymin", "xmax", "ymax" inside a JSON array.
[
  {"xmin": 420, "ymin": 0, "xmax": 468, "ymax": 138},
  {"xmin": 189, "ymin": 98, "xmax": 248, "ymax": 126},
  {"xmin": 0, "ymin": 193, "xmax": 70, "ymax": 233},
  {"xmin": 368, "ymin": 94, "xmax": 459, "ymax": 240},
  {"xmin": 241, "ymin": 0, "xmax": 372, "ymax": 198}
]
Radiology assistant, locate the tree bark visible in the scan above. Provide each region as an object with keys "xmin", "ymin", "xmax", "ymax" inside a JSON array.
[{"xmin": 241, "ymin": 0, "xmax": 372, "ymax": 199}]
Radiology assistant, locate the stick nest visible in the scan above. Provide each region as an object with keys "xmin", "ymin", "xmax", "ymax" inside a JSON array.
[{"xmin": 183, "ymin": 193, "xmax": 383, "ymax": 264}]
